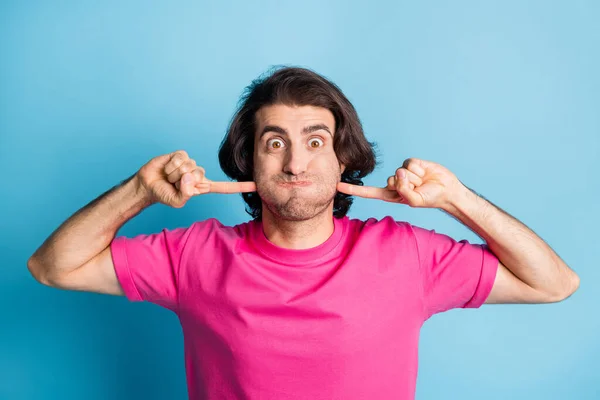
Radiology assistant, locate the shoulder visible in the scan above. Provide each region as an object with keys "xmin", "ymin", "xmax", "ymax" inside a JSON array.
[
  {"xmin": 347, "ymin": 215, "xmax": 412, "ymax": 231},
  {"xmin": 186, "ymin": 217, "xmax": 252, "ymax": 241},
  {"xmin": 345, "ymin": 215, "xmax": 416, "ymax": 241}
]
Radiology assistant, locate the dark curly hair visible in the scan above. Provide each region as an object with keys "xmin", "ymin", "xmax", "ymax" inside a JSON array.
[{"xmin": 218, "ymin": 66, "xmax": 379, "ymax": 220}]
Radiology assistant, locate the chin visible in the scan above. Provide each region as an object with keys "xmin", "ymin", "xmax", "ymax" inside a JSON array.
[
  {"xmin": 265, "ymin": 198, "xmax": 333, "ymax": 222},
  {"xmin": 257, "ymin": 181, "xmax": 337, "ymax": 219}
]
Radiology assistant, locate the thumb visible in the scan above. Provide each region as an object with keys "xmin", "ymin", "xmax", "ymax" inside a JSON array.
[
  {"xmin": 177, "ymin": 173, "xmax": 198, "ymax": 203},
  {"xmin": 395, "ymin": 170, "xmax": 423, "ymax": 206}
]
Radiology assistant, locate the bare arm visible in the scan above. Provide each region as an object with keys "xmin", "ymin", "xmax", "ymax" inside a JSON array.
[
  {"xmin": 28, "ymin": 173, "xmax": 154, "ymax": 293},
  {"xmin": 27, "ymin": 150, "xmax": 257, "ymax": 296},
  {"xmin": 337, "ymin": 157, "xmax": 580, "ymax": 304},
  {"xmin": 442, "ymin": 185, "xmax": 580, "ymax": 303}
]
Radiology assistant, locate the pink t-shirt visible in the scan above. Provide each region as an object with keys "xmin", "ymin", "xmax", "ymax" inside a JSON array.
[{"xmin": 110, "ymin": 215, "xmax": 498, "ymax": 400}]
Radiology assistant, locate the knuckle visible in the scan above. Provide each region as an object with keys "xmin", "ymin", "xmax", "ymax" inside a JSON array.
[
  {"xmin": 167, "ymin": 170, "xmax": 181, "ymax": 184},
  {"xmin": 193, "ymin": 168, "xmax": 205, "ymax": 180},
  {"xmin": 179, "ymin": 160, "xmax": 195, "ymax": 174},
  {"xmin": 173, "ymin": 151, "xmax": 189, "ymax": 166},
  {"xmin": 176, "ymin": 150, "xmax": 188, "ymax": 159},
  {"xmin": 169, "ymin": 156, "xmax": 182, "ymax": 170}
]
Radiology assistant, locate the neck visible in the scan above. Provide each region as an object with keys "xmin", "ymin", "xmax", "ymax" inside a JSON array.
[{"xmin": 260, "ymin": 207, "xmax": 335, "ymax": 250}]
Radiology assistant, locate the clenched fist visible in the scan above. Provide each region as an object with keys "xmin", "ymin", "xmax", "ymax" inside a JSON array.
[{"xmin": 136, "ymin": 150, "xmax": 256, "ymax": 208}]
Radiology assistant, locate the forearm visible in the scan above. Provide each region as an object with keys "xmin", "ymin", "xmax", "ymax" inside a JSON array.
[
  {"xmin": 29, "ymin": 173, "xmax": 154, "ymax": 280},
  {"xmin": 441, "ymin": 184, "xmax": 579, "ymax": 299}
]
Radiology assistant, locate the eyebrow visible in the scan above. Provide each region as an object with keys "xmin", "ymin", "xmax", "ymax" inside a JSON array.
[{"xmin": 259, "ymin": 123, "xmax": 333, "ymax": 139}]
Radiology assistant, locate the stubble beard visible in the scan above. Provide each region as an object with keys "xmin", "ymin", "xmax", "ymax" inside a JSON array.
[{"xmin": 256, "ymin": 174, "xmax": 339, "ymax": 222}]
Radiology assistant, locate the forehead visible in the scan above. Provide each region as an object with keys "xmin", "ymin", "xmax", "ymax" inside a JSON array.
[{"xmin": 255, "ymin": 104, "xmax": 335, "ymax": 131}]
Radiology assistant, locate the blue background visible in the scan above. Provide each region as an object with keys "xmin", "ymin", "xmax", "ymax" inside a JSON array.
[{"xmin": 1, "ymin": 1, "xmax": 598, "ymax": 399}]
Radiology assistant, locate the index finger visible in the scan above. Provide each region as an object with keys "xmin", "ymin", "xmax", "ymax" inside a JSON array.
[
  {"xmin": 209, "ymin": 181, "xmax": 257, "ymax": 194},
  {"xmin": 337, "ymin": 182, "xmax": 397, "ymax": 201}
]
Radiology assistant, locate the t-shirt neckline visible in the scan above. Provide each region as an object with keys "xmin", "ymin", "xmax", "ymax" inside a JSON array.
[{"xmin": 250, "ymin": 216, "xmax": 347, "ymax": 265}]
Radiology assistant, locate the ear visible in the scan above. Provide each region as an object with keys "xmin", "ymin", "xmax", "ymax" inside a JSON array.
[{"xmin": 340, "ymin": 163, "xmax": 346, "ymax": 174}]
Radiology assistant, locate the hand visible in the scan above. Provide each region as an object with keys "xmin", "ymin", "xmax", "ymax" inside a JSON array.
[
  {"xmin": 136, "ymin": 150, "xmax": 256, "ymax": 208},
  {"xmin": 337, "ymin": 158, "xmax": 463, "ymax": 209}
]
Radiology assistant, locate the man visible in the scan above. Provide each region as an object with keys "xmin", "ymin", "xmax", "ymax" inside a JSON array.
[{"xmin": 28, "ymin": 67, "xmax": 579, "ymax": 400}]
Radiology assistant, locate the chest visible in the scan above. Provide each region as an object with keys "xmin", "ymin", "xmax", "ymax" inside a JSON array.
[{"xmin": 179, "ymin": 250, "xmax": 423, "ymax": 362}]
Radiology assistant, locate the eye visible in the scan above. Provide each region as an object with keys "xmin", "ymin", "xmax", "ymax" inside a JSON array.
[
  {"xmin": 267, "ymin": 138, "xmax": 285, "ymax": 149},
  {"xmin": 308, "ymin": 138, "xmax": 324, "ymax": 148}
]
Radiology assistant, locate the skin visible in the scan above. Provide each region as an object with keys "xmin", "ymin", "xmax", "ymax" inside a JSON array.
[
  {"xmin": 183, "ymin": 103, "xmax": 579, "ymax": 304},
  {"xmin": 336, "ymin": 149, "xmax": 580, "ymax": 304},
  {"xmin": 252, "ymin": 104, "xmax": 346, "ymax": 249},
  {"xmin": 28, "ymin": 102, "xmax": 579, "ymax": 304}
]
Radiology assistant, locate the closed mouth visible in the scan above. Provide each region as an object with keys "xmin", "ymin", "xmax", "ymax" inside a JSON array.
[{"xmin": 279, "ymin": 181, "xmax": 311, "ymax": 186}]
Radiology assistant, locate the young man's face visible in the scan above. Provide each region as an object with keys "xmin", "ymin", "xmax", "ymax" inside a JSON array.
[{"xmin": 253, "ymin": 104, "xmax": 345, "ymax": 221}]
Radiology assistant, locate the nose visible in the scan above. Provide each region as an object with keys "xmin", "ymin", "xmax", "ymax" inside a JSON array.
[{"xmin": 282, "ymin": 145, "xmax": 308, "ymax": 176}]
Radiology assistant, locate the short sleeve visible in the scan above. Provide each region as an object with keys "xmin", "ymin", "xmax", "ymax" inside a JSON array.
[
  {"xmin": 110, "ymin": 224, "xmax": 195, "ymax": 312},
  {"xmin": 408, "ymin": 224, "xmax": 499, "ymax": 320}
]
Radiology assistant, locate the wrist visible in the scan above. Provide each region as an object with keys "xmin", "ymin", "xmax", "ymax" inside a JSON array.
[
  {"xmin": 130, "ymin": 173, "xmax": 156, "ymax": 208},
  {"xmin": 441, "ymin": 183, "xmax": 476, "ymax": 216}
]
